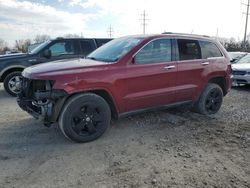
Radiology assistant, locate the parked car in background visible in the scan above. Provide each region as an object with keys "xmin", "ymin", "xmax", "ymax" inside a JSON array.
[
  {"xmin": 17, "ymin": 33, "xmax": 232, "ymax": 143},
  {"xmin": 232, "ymin": 53, "xmax": 250, "ymax": 85},
  {"xmin": 228, "ymin": 51, "xmax": 248, "ymax": 63},
  {"xmin": 0, "ymin": 37, "xmax": 112, "ymax": 96}
]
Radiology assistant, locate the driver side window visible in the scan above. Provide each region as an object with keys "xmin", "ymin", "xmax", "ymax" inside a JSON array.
[
  {"xmin": 49, "ymin": 41, "xmax": 75, "ymax": 57},
  {"xmin": 135, "ymin": 39, "xmax": 172, "ymax": 64}
]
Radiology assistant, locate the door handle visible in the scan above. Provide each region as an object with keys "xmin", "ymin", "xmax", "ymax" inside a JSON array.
[
  {"xmin": 201, "ymin": 62, "xmax": 210, "ymax": 65},
  {"xmin": 164, "ymin": 65, "xmax": 175, "ymax": 70}
]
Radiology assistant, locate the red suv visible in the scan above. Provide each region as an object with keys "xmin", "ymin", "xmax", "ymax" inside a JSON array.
[{"xmin": 18, "ymin": 33, "xmax": 232, "ymax": 143}]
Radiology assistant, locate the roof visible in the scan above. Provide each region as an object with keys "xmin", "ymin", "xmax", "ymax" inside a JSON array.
[
  {"xmin": 54, "ymin": 37, "xmax": 112, "ymax": 40},
  {"xmin": 162, "ymin": 32, "xmax": 210, "ymax": 38},
  {"xmin": 122, "ymin": 33, "xmax": 213, "ymax": 41}
]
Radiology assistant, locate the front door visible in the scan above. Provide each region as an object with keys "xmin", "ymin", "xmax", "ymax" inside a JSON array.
[
  {"xmin": 37, "ymin": 40, "xmax": 79, "ymax": 64},
  {"xmin": 124, "ymin": 38, "xmax": 178, "ymax": 111}
]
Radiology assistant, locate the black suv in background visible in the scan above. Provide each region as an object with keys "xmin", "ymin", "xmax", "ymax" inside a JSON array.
[{"xmin": 0, "ymin": 38, "xmax": 112, "ymax": 96}]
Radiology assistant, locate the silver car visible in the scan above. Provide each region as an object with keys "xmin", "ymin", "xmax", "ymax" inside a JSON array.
[
  {"xmin": 232, "ymin": 54, "xmax": 250, "ymax": 85},
  {"xmin": 228, "ymin": 51, "xmax": 248, "ymax": 63}
]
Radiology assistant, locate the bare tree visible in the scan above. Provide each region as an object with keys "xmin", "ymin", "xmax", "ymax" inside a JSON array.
[
  {"xmin": 15, "ymin": 39, "xmax": 32, "ymax": 53},
  {"xmin": 63, "ymin": 34, "xmax": 81, "ymax": 38},
  {"xmin": 0, "ymin": 38, "xmax": 9, "ymax": 54},
  {"xmin": 34, "ymin": 34, "xmax": 51, "ymax": 44}
]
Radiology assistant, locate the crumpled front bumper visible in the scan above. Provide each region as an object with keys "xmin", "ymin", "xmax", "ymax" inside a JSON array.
[
  {"xmin": 17, "ymin": 95, "xmax": 41, "ymax": 119},
  {"xmin": 17, "ymin": 78, "xmax": 68, "ymax": 126}
]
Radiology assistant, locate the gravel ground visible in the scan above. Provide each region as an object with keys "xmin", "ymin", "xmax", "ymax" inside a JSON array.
[{"xmin": 0, "ymin": 84, "xmax": 249, "ymax": 188}]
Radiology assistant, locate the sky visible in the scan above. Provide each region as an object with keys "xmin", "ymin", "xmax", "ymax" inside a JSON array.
[{"xmin": 0, "ymin": 0, "xmax": 247, "ymax": 46}]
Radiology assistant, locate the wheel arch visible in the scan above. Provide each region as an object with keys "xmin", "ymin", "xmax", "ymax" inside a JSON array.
[
  {"xmin": 88, "ymin": 89, "xmax": 119, "ymax": 119},
  {"xmin": 55, "ymin": 89, "xmax": 119, "ymax": 122},
  {"xmin": 208, "ymin": 76, "xmax": 227, "ymax": 96},
  {"xmin": 0, "ymin": 66, "xmax": 26, "ymax": 82}
]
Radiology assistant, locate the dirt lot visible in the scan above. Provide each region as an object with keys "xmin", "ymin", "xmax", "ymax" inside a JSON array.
[{"xmin": 0, "ymin": 84, "xmax": 249, "ymax": 188}]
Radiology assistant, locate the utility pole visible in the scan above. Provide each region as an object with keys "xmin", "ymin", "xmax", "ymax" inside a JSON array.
[
  {"xmin": 216, "ymin": 28, "xmax": 219, "ymax": 40},
  {"xmin": 243, "ymin": 0, "xmax": 250, "ymax": 50},
  {"xmin": 140, "ymin": 10, "xmax": 149, "ymax": 34},
  {"xmin": 107, "ymin": 25, "xmax": 114, "ymax": 38}
]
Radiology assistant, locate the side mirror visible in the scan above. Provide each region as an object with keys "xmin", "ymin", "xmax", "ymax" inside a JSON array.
[
  {"xmin": 230, "ymin": 58, "xmax": 237, "ymax": 64},
  {"xmin": 43, "ymin": 49, "xmax": 51, "ymax": 58}
]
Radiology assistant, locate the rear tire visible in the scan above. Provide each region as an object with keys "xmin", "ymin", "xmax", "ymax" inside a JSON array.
[
  {"xmin": 59, "ymin": 93, "xmax": 111, "ymax": 143},
  {"xmin": 3, "ymin": 71, "xmax": 22, "ymax": 97},
  {"xmin": 193, "ymin": 83, "xmax": 223, "ymax": 115}
]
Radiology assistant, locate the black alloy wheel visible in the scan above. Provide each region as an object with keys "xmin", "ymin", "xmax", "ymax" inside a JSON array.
[
  {"xmin": 205, "ymin": 88, "xmax": 223, "ymax": 114},
  {"xmin": 193, "ymin": 83, "xmax": 223, "ymax": 115},
  {"xmin": 59, "ymin": 93, "xmax": 111, "ymax": 143},
  {"xmin": 71, "ymin": 104, "xmax": 104, "ymax": 136}
]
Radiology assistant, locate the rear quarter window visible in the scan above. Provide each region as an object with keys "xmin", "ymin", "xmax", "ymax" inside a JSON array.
[{"xmin": 199, "ymin": 41, "xmax": 223, "ymax": 59}]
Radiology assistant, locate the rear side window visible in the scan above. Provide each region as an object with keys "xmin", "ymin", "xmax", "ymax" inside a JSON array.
[
  {"xmin": 199, "ymin": 41, "xmax": 223, "ymax": 59},
  {"xmin": 135, "ymin": 39, "xmax": 172, "ymax": 64},
  {"xmin": 95, "ymin": 39, "xmax": 112, "ymax": 47},
  {"xmin": 177, "ymin": 39, "xmax": 201, "ymax": 60},
  {"xmin": 80, "ymin": 40, "xmax": 96, "ymax": 56}
]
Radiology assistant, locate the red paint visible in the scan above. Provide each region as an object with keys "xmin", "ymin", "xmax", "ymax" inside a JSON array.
[{"xmin": 23, "ymin": 34, "xmax": 232, "ymax": 114}]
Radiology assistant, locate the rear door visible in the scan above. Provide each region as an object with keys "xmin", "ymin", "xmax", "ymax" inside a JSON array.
[
  {"xmin": 175, "ymin": 39, "xmax": 220, "ymax": 101},
  {"xmin": 79, "ymin": 39, "xmax": 97, "ymax": 58},
  {"xmin": 124, "ymin": 38, "xmax": 178, "ymax": 111}
]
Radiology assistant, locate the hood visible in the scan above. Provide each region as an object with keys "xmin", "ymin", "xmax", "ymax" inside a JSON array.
[
  {"xmin": 232, "ymin": 63, "xmax": 250, "ymax": 71},
  {"xmin": 0, "ymin": 53, "xmax": 29, "ymax": 61},
  {"xmin": 22, "ymin": 58, "xmax": 110, "ymax": 79}
]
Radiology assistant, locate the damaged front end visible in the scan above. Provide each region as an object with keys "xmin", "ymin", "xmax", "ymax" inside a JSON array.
[{"xmin": 17, "ymin": 78, "xmax": 68, "ymax": 126}]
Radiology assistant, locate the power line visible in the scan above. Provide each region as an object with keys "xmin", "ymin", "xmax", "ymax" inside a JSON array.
[
  {"xmin": 243, "ymin": 0, "xmax": 250, "ymax": 50},
  {"xmin": 140, "ymin": 10, "xmax": 149, "ymax": 35},
  {"xmin": 107, "ymin": 25, "xmax": 114, "ymax": 38}
]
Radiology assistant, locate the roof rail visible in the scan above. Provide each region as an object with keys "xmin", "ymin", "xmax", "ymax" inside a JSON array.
[
  {"xmin": 56, "ymin": 37, "xmax": 64, "ymax": 40},
  {"xmin": 162, "ymin": 32, "xmax": 210, "ymax": 38}
]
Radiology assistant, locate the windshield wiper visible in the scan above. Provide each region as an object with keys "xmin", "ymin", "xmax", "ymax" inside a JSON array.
[
  {"xmin": 86, "ymin": 56, "xmax": 116, "ymax": 62},
  {"xmin": 86, "ymin": 56, "xmax": 97, "ymax": 60}
]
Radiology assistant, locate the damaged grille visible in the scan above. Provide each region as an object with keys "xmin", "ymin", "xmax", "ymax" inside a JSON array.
[
  {"xmin": 18, "ymin": 78, "xmax": 67, "ymax": 125},
  {"xmin": 21, "ymin": 78, "xmax": 51, "ymax": 98}
]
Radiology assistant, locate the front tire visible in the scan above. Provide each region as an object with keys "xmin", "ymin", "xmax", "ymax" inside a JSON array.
[
  {"xmin": 3, "ymin": 71, "xmax": 22, "ymax": 97},
  {"xmin": 59, "ymin": 93, "xmax": 111, "ymax": 143},
  {"xmin": 194, "ymin": 83, "xmax": 223, "ymax": 115}
]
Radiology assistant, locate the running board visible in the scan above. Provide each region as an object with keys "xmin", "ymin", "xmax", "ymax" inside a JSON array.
[{"xmin": 118, "ymin": 100, "xmax": 193, "ymax": 119}]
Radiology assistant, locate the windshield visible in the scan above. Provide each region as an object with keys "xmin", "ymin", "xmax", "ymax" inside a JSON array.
[
  {"xmin": 229, "ymin": 53, "xmax": 245, "ymax": 59},
  {"xmin": 87, "ymin": 37, "xmax": 143, "ymax": 62},
  {"xmin": 29, "ymin": 40, "xmax": 50, "ymax": 54},
  {"xmin": 237, "ymin": 53, "xmax": 250, "ymax": 64}
]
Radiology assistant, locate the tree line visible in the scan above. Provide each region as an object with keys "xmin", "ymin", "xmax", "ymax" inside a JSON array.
[{"xmin": 217, "ymin": 37, "xmax": 250, "ymax": 52}]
